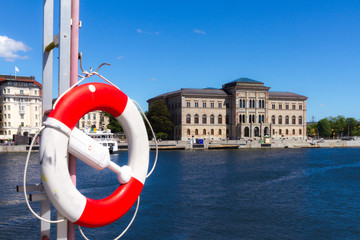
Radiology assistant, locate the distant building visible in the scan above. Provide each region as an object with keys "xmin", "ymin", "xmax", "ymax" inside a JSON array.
[
  {"xmin": 0, "ymin": 75, "xmax": 42, "ymax": 140},
  {"xmin": 78, "ymin": 110, "xmax": 109, "ymax": 132},
  {"xmin": 147, "ymin": 78, "xmax": 308, "ymax": 141}
]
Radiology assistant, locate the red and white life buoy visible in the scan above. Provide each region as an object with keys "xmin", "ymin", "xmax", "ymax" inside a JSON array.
[{"xmin": 39, "ymin": 83, "xmax": 149, "ymax": 228}]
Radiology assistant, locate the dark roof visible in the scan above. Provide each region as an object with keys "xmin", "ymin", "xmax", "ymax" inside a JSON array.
[
  {"xmin": 268, "ymin": 91, "xmax": 308, "ymax": 100},
  {"xmin": 147, "ymin": 88, "xmax": 228, "ymax": 102},
  {"xmin": 228, "ymin": 77, "xmax": 262, "ymax": 84}
]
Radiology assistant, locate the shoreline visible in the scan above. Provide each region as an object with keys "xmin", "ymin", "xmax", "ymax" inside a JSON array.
[{"xmin": 3, "ymin": 139, "xmax": 359, "ymax": 153}]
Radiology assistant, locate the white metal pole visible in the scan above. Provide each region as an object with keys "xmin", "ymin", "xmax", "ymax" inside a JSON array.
[
  {"xmin": 57, "ymin": 0, "xmax": 71, "ymax": 239},
  {"xmin": 41, "ymin": 0, "xmax": 54, "ymax": 239}
]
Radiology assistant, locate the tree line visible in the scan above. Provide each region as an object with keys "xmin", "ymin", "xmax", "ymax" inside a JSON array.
[
  {"xmin": 307, "ymin": 115, "xmax": 360, "ymax": 138},
  {"xmin": 105, "ymin": 100, "xmax": 174, "ymax": 140}
]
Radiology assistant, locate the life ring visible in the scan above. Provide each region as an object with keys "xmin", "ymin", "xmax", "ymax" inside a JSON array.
[{"xmin": 39, "ymin": 83, "xmax": 149, "ymax": 228}]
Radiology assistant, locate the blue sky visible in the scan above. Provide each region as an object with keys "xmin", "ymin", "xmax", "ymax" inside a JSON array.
[{"xmin": 1, "ymin": 0, "xmax": 360, "ymax": 120}]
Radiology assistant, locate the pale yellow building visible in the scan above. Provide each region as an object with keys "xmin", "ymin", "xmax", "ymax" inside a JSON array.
[
  {"xmin": 0, "ymin": 75, "xmax": 42, "ymax": 140},
  {"xmin": 78, "ymin": 110, "xmax": 109, "ymax": 132},
  {"xmin": 148, "ymin": 78, "xmax": 308, "ymax": 141}
]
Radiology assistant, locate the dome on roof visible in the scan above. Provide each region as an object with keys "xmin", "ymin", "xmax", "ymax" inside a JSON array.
[{"xmin": 229, "ymin": 78, "xmax": 261, "ymax": 83}]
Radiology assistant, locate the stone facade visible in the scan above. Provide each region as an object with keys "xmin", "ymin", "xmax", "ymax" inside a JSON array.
[
  {"xmin": 147, "ymin": 78, "xmax": 308, "ymax": 141},
  {"xmin": 78, "ymin": 110, "xmax": 109, "ymax": 132},
  {"xmin": 0, "ymin": 75, "xmax": 42, "ymax": 140}
]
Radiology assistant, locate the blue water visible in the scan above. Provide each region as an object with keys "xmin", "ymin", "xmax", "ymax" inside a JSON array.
[{"xmin": 1, "ymin": 148, "xmax": 360, "ymax": 239}]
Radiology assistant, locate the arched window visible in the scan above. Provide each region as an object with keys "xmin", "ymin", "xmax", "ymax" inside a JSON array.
[
  {"xmin": 278, "ymin": 116, "xmax": 283, "ymax": 124},
  {"xmin": 272, "ymin": 115, "xmax": 275, "ymax": 124},
  {"xmin": 226, "ymin": 115, "xmax": 229, "ymax": 124},
  {"xmin": 261, "ymin": 115, "xmax": 264, "ymax": 123},
  {"xmin": 292, "ymin": 129, "xmax": 295, "ymax": 135},
  {"xmin": 258, "ymin": 100, "xmax": 261, "ymax": 109},
  {"xmin": 195, "ymin": 129, "xmax": 198, "ymax": 135},
  {"xmin": 254, "ymin": 127, "xmax": 259, "ymax": 137},
  {"xmin": 299, "ymin": 116, "xmax": 303, "ymax": 124},
  {"xmin": 243, "ymin": 100, "xmax": 245, "ymax": 108},
  {"xmin": 4, "ymin": 131, "xmax": 7, "ymax": 135},
  {"xmin": 211, "ymin": 129, "xmax": 214, "ymax": 135},
  {"xmin": 194, "ymin": 114, "xmax": 199, "ymax": 124},
  {"xmin": 218, "ymin": 115, "xmax": 222, "ymax": 124},
  {"xmin": 279, "ymin": 129, "xmax": 282, "ymax": 135},
  {"xmin": 186, "ymin": 114, "xmax": 191, "ymax": 124},
  {"xmin": 187, "ymin": 129, "xmax": 190, "ymax": 135},
  {"xmin": 258, "ymin": 115, "xmax": 261, "ymax": 123},
  {"xmin": 249, "ymin": 100, "xmax": 252, "ymax": 108},
  {"xmin": 292, "ymin": 116, "xmax": 296, "ymax": 124},
  {"xmin": 202, "ymin": 114, "xmax": 207, "ymax": 124},
  {"xmin": 8, "ymin": 130, "xmax": 11, "ymax": 136},
  {"xmin": 242, "ymin": 114, "xmax": 246, "ymax": 123},
  {"xmin": 239, "ymin": 99, "xmax": 242, "ymax": 108},
  {"xmin": 299, "ymin": 129, "xmax": 302, "ymax": 135},
  {"xmin": 249, "ymin": 115, "xmax": 252, "ymax": 123},
  {"xmin": 286, "ymin": 129, "xmax": 289, "ymax": 135},
  {"xmin": 203, "ymin": 129, "xmax": 206, "ymax": 135},
  {"xmin": 210, "ymin": 114, "xmax": 215, "ymax": 124},
  {"xmin": 285, "ymin": 116, "xmax": 289, "ymax": 125},
  {"xmin": 252, "ymin": 114, "xmax": 255, "ymax": 123},
  {"xmin": 262, "ymin": 100, "xmax": 265, "ymax": 108},
  {"xmin": 218, "ymin": 129, "xmax": 222, "ymax": 135}
]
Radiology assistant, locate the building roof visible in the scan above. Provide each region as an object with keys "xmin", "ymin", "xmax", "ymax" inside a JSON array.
[
  {"xmin": 228, "ymin": 77, "xmax": 262, "ymax": 84},
  {"xmin": 268, "ymin": 91, "xmax": 308, "ymax": 100},
  {"xmin": 147, "ymin": 88, "xmax": 228, "ymax": 102}
]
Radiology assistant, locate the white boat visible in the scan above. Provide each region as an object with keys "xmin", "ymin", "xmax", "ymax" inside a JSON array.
[{"xmin": 83, "ymin": 129, "xmax": 119, "ymax": 153}]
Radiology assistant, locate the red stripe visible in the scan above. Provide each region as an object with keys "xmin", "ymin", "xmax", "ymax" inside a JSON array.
[
  {"xmin": 75, "ymin": 177, "xmax": 143, "ymax": 228},
  {"xmin": 48, "ymin": 83, "xmax": 128, "ymax": 130}
]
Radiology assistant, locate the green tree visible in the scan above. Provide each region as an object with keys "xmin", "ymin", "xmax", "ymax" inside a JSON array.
[
  {"xmin": 317, "ymin": 118, "xmax": 332, "ymax": 138},
  {"xmin": 146, "ymin": 100, "xmax": 174, "ymax": 140},
  {"xmin": 307, "ymin": 123, "xmax": 318, "ymax": 137},
  {"xmin": 105, "ymin": 112, "xmax": 124, "ymax": 133},
  {"xmin": 346, "ymin": 117, "xmax": 358, "ymax": 136},
  {"xmin": 329, "ymin": 115, "xmax": 346, "ymax": 138}
]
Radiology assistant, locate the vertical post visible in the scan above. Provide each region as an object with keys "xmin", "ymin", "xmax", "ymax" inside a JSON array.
[
  {"xmin": 68, "ymin": 0, "xmax": 79, "ymax": 239},
  {"xmin": 57, "ymin": 0, "xmax": 71, "ymax": 239},
  {"xmin": 41, "ymin": 0, "xmax": 53, "ymax": 239}
]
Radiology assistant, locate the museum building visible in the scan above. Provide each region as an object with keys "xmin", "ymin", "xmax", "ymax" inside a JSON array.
[{"xmin": 147, "ymin": 78, "xmax": 308, "ymax": 141}]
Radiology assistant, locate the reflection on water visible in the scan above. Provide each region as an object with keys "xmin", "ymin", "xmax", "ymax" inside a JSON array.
[{"xmin": 1, "ymin": 148, "xmax": 360, "ymax": 239}]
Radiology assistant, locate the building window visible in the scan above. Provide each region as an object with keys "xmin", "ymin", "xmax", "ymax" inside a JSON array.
[
  {"xmin": 187, "ymin": 129, "xmax": 190, "ymax": 135},
  {"xmin": 261, "ymin": 115, "xmax": 264, "ymax": 123},
  {"xmin": 186, "ymin": 102, "xmax": 190, "ymax": 108},
  {"xmin": 202, "ymin": 114, "xmax": 207, "ymax": 124},
  {"xmin": 8, "ymin": 122, "xmax": 11, "ymax": 127},
  {"xmin": 2, "ymin": 89, "xmax": 5, "ymax": 94},
  {"xmin": 210, "ymin": 102, "xmax": 214, "ymax": 108},
  {"xmin": 285, "ymin": 116, "xmax": 289, "ymax": 124},
  {"xmin": 286, "ymin": 104, "xmax": 289, "ymax": 110},
  {"xmin": 8, "ymin": 130, "xmax": 11, "ymax": 135},
  {"xmin": 82, "ymin": 122, "xmax": 85, "ymax": 128},
  {"xmin": 226, "ymin": 115, "xmax": 230, "ymax": 124},
  {"xmin": 299, "ymin": 104, "xmax": 303, "ymax": 110},
  {"xmin": 36, "ymin": 123, "xmax": 38, "ymax": 127},
  {"xmin": 219, "ymin": 129, "xmax": 222, "ymax": 135},
  {"xmin": 195, "ymin": 129, "xmax": 198, "ymax": 135},
  {"xmin": 299, "ymin": 129, "xmax": 302, "ymax": 135},
  {"xmin": 20, "ymin": 90, "xmax": 24, "ymax": 95},
  {"xmin": 186, "ymin": 114, "xmax": 191, "ymax": 124},
  {"xmin": 292, "ymin": 116, "xmax": 296, "ymax": 124},
  {"xmin": 218, "ymin": 115, "xmax": 222, "ymax": 124},
  {"xmin": 203, "ymin": 129, "xmax": 206, "ymax": 135},
  {"xmin": 272, "ymin": 104, "xmax": 275, "ymax": 109},
  {"xmin": 211, "ymin": 129, "xmax": 214, "ymax": 135},
  {"xmin": 218, "ymin": 102, "xmax": 222, "ymax": 108},
  {"xmin": 202, "ymin": 102, "xmax": 206, "ymax": 108},
  {"xmin": 279, "ymin": 129, "xmax": 282, "ymax": 135},
  {"xmin": 87, "ymin": 114, "xmax": 90, "ymax": 120},
  {"xmin": 258, "ymin": 115, "xmax": 261, "ymax": 123},
  {"xmin": 279, "ymin": 104, "xmax": 282, "ymax": 109},
  {"xmin": 299, "ymin": 116, "xmax": 303, "ymax": 124},
  {"xmin": 35, "ymin": 114, "xmax": 38, "ymax": 120},
  {"xmin": 286, "ymin": 129, "xmax": 289, "ymax": 135},
  {"xmin": 194, "ymin": 114, "xmax": 199, "ymax": 124},
  {"xmin": 278, "ymin": 116, "xmax": 282, "ymax": 124},
  {"xmin": 20, "ymin": 114, "xmax": 24, "ymax": 119},
  {"xmin": 195, "ymin": 102, "xmax": 199, "ymax": 108},
  {"xmin": 292, "ymin": 129, "xmax": 295, "ymax": 135},
  {"xmin": 210, "ymin": 115, "xmax": 215, "ymax": 124},
  {"xmin": 93, "ymin": 113, "xmax": 96, "ymax": 120},
  {"xmin": 8, "ymin": 114, "xmax": 10, "ymax": 119},
  {"xmin": 272, "ymin": 115, "xmax": 275, "ymax": 124},
  {"xmin": 292, "ymin": 105, "xmax": 296, "ymax": 110},
  {"xmin": 35, "ymin": 106, "xmax": 38, "ymax": 111}
]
